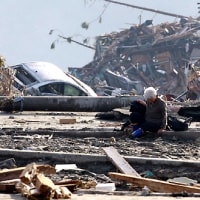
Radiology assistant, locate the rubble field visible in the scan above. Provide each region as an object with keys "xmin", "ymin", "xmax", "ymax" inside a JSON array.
[
  {"xmin": 0, "ymin": 111, "xmax": 199, "ymax": 192},
  {"xmin": 0, "ymin": 111, "xmax": 199, "ymax": 161}
]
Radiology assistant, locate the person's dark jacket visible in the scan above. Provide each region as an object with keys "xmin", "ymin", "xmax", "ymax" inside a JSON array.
[
  {"xmin": 129, "ymin": 100, "xmax": 146, "ymax": 115},
  {"xmin": 145, "ymin": 97, "xmax": 167, "ymax": 129}
]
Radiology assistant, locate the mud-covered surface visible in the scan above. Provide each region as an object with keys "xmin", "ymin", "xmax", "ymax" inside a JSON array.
[
  {"xmin": 0, "ymin": 111, "xmax": 199, "ymax": 192},
  {"xmin": 0, "ymin": 134, "xmax": 200, "ymax": 184},
  {"xmin": 0, "ymin": 131, "xmax": 199, "ymax": 160}
]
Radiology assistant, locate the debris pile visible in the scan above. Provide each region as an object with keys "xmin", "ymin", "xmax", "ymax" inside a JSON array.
[
  {"xmin": 0, "ymin": 55, "xmax": 16, "ymax": 96},
  {"xmin": 69, "ymin": 17, "xmax": 200, "ymax": 99},
  {"xmin": 0, "ymin": 148, "xmax": 200, "ymax": 199},
  {"xmin": 0, "ymin": 55, "xmax": 25, "ymax": 112},
  {"xmin": 0, "ymin": 162, "xmax": 73, "ymax": 199}
]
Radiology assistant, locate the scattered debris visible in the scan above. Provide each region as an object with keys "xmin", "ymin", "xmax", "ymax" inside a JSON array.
[
  {"xmin": 69, "ymin": 14, "xmax": 200, "ymax": 100},
  {"xmin": 0, "ymin": 55, "xmax": 16, "ymax": 96},
  {"xmin": 0, "ymin": 155, "xmax": 199, "ymax": 199},
  {"xmin": 167, "ymin": 177, "xmax": 198, "ymax": 186}
]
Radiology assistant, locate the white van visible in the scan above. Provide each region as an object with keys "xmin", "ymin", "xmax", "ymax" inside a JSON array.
[{"xmin": 11, "ymin": 61, "xmax": 97, "ymax": 96}]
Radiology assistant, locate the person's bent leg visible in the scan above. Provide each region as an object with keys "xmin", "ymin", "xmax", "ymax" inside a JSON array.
[
  {"xmin": 120, "ymin": 120, "xmax": 131, "ymax": 131},
  {"xmin": 140, "ymin": 121, "xmax": 161, "ymax": 133}
]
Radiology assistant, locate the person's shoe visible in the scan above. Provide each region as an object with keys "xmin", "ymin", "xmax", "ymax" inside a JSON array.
[
  {"xmin": 132, "ymin": 128, "xmax": 142, "ymax": 138},
  {"xmin": 120, "ymin": 124, "xmax": 126, "ymax": 131},
  {"xmin": 120, "ymin": 121, "xmax": 130, "ymax": 131},
  {"xmin": 184, "ymin": 117, "xmax": 193, "ymax": 124}
]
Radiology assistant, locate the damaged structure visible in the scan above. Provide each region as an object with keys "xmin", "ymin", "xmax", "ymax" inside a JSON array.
[
  {"xmin": 69, "ymin": 5, "xmax": 200, "ymax": 100},
  {"xmin": 0, "ymin": 2, "xmax": 199, "ymax": 200}
]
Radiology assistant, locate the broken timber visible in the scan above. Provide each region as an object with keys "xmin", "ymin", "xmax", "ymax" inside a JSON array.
[
  {"xmin": 0, "ymin": 164, "xmax": 56, "ymax": 182},
  {"xmin": 103, "ymin": 146, "xmax": 140, "ymax": 177},
  {"xmin": 109, "ymin": 172, "xmax": 200, "ymax": 193},
  {"xmin": 15, "ymin": 163, "xmax": 72, "ymax": 199}
]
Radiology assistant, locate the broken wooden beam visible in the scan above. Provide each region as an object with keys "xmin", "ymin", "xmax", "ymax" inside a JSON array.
[
  {"xmin": 0, "ymin": 167, "xmax": 26, "ymax": 182},
  {"xmin": 0, "ymin": 182, "xmax": 17, "ymax": 192},
  {"xmin": 108, "ymin": 172, "xmax": 200, "ymax": 193},
  {"xmin": 103, "ymin": 146, "xmax": 140, "ymax": 177},
  {"xmin": 35, "ymin": 174, "xmax": 72, "ymax": 199},
  {"xmin": 0, "ymin": 164, "xmax": 56, "ymax": 182},
  {"xmin": 20, "ymin": 163, "xmax": 37, "ymax": 184},
  {"xmin": 35, "ymin": 173, "xmax": 55, "ymax": 194}
]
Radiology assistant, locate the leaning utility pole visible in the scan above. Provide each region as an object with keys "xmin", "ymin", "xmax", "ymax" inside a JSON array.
[{"xmin": 105, "ymin": 0, "xmax": 189, "ymax": 19}]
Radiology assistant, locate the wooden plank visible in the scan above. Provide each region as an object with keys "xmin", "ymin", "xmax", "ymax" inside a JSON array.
[
  {"xmin": 102, "ymin": 146, "xmax": 140, "ymax": 177},
  {"xmin": 35, "ymin": 174, "xmax": 72, "ymax": 198},
  {"xmin": 0, "ymin": 183, "xmax": 16, "ymax": 192},
  {"xmin": 59, "ymin": 118, "xmax": 76, "ymax": 124},
  {"xmin": 0, "ymin": 167, "xmax": 24, "ymax": 182},
  {"xmin": 109, "ymin": 172, "xmax": 200, "ymax": 193},
  {"xmin": 0, "ymin": 164, "xmax": 56, "ymax": 182},
  {"xmin": 0, "ymin": 193, "xmax": 26, "ymax": 199},
  {"xmin": 35, "ymin": 173, "xmax": 56, "ymax": 193},
  {"xmin": 20, "ymin": 162, "xmax": 56, "ymax": 183}
]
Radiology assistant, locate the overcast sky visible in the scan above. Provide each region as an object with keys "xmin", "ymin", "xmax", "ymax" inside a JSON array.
[{"xmin": 0, "ymin": 0, "xmax": 199, "ymax": 71}]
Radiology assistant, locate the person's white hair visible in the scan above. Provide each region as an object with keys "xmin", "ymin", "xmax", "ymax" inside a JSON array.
[{"xmin": 143, "ymin": 87, "xmax": 157, "ymax": 100}]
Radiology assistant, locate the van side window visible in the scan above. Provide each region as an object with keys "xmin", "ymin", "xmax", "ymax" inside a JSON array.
[
  {"xmin": 39, "ymin": 83, "xmax": 87, "ymax": 96},
  {"xmin": 64, "ymin": 84, "xmax": 87, "ymax": 96},
  {"xmin": 39, "ymin": 83, "xmax": 63, "ymax": 95}
]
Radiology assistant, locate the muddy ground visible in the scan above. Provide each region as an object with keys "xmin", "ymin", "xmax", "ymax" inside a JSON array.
[{"xmin": 0, "ymin": 111, "xmax": 199, "ymax": 197}]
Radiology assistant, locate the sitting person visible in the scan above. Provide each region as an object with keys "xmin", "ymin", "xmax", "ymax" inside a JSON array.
[
  {"xmin": 132, "ymin": 87, "xmax": 167, "ymax": 138},
  {"xmin": 121, "ymin": 99, "xmax": 146, "ymax": 131}
]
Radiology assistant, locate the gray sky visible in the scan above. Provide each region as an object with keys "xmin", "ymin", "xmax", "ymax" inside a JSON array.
[{"xmin": 0, "ymin": 0, "xmax": 199, "ymax": 71}]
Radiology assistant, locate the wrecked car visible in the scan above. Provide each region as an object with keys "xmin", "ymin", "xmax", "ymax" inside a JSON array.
[{"xmin": 11, "ymin": 62, "xmax": 97, "ymax": 96}]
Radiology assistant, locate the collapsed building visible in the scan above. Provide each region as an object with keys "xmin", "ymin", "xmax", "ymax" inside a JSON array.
[{"xmin": 69, "ymin": 16, "xmax": 200, "ymax": 100}]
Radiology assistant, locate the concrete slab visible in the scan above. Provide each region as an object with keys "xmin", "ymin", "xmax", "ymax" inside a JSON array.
[
  {"xmin": 0, "ymin": 149, "xmax": 200, "ymax": 168},
  {"xmin": 0, "ymin": 96, "xmax": 141, "ymax": 112}
]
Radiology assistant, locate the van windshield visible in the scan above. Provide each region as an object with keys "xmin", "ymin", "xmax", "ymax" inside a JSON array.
[{"xmin": 15, "ymin": 66, "xmax": 37, "ymax": 85}]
